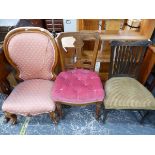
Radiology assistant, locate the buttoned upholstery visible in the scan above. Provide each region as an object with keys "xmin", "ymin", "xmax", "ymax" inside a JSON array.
[
  {"xmin": 2, "ymin": 79, "xmax": 55, "ymax": 116},
  {"xmin": 104, "ymin": 77, "xmax": 155, "ymax": 109},
  {"xmin": 52, "ymin": 69, "xmax": 104, "ymax": 104}
]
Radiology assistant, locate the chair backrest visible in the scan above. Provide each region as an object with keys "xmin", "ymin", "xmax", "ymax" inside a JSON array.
[
  {"xmin": 56, "ymin": 32, "xmax": 100, "ymax": 71},
  {"xmin": 109, "ymin": 40, "xmax": 151, "ymax": 79},
  {"xmin": 3, "ymin": 27, "xmax": 58, "ymax": 81}
]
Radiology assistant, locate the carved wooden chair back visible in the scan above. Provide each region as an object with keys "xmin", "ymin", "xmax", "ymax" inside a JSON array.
[
  {"xmin": 109, "ymin": 40, "xmax": 151, "ymax": 79},
  {"xmin": 56, "ymin": 32, "xmax": 100, "ymax": 71}
]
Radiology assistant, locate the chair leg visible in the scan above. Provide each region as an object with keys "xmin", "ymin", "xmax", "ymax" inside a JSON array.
[
  {"xmin": 49, "ymin": 111, "xmax": 57, "ymax": 125},
  {"xmin": 140, "ymin": 111, "xmax": 150, "ymax": 124},
  {"xmin": 4, "ymin": 112, "xmax": 17, "ymax": 125},
  {"xmin": 96, "ymin": 102, "xmax": 102, "ymax": 120},
  {"xmin": 103, "ymin": 109, "xmax": 109, "ymax": 124},
  {"xmin": 56, "ymin": 103, "xmax": 63, "ymax": 119}
]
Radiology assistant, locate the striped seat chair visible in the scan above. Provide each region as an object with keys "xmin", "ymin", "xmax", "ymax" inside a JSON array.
[
  {"xmin": 2, "ymin": 27, "xmax": 58, "ymax": 124},
  {"xmin": 103, "ymin": 40, "xmax": 155, "ymax": 123}
]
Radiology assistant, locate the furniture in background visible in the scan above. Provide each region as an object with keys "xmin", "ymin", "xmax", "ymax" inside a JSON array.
[
  {"xmin": 0, "ymin": 27, "xmax": 11, "ymax": 43},
  {"xmin": 44, "ymin": 19, "xmax": 64, "ymax": 33},
  {"xmin": 2, "ymin": 27, "xmax": 58, "ymax": 125},
  {"xmin": 76, "ymin": 19, "xmax": 155, "ymax": 82},
  {"xmin": 145, "ymin": 65, "xmax": 155, "ymax": 93},
  {"xmin": 103, "ymin": 40, "xmax": 155, "ymax": 123},
  {"xmin": 15, "ymin": 19, "xmax": 44, "ymax": 27},
  {"xmin": 0, "ymin": 46, "xmax": 11, "ymax": 94},
  {"xmin": 60, "ymin": 30, "xmax": 149, "ymax": 81},
  {"xmin": 139, "ymin": 46, "xmax": 155, "ymax": 85},
  {"xmin": 52, "ymin": 32, "xmax": 104, "ymax": 120}
]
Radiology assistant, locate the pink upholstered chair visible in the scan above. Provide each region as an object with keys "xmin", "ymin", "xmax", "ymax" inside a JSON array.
[
  {"xmin": 52, "ymin": 32, "xmax": 104, "ymax": 120},
  {"xmin": 2, "ymin": 27, "xmax": 58, "ymax": 124}
]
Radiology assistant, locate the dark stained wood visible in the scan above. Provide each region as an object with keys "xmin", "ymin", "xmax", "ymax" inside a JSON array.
[
  {"xmin": 44, "ymin": 19, "xmax": 64, "ymax": 33},
  {"xmin": 96, "ymin": 103, "xmax": 102, "ymax": 120},
  {"xmin": 139, "ymin": 45, "xmax": 155, "ymax": 84},
  {"xmin": 15, "ymin": 19, "xmax": 44, "ymax": 27},
  {"xmin": 109, "ymin": 40, "xmax": 151, "ymax": 79},
  {"xmin": 0, "ymin": 46, "xmax": 11, "ymax": 94},
  {"xmin": 4, "ymin": 112, "xmax": 17, "ymax": 125}
]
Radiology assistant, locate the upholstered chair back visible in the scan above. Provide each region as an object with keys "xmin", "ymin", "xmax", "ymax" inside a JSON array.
[{"xmin": 3, "ymin": 27, "xmax": 58, "ymax": 80}]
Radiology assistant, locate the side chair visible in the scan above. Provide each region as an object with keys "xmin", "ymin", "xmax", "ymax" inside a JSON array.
[
  {"xmin": 52, "ymin": 32, "xmax": 104, "ymax": 120},
  {"xmin": 2, "ymin": 27, "xmax": 58, "ymax": 124},
  {"xmin": 103, "ymin": 40, "xmax": 155, "ymax": 123}
]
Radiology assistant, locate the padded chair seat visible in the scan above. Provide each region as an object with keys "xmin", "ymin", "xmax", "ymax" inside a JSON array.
[
  {"xmin": 52, "ymin": 69, "xmax": 104, "ymax": 104},
  {"xmin": 2, "ymin": 79, "xmax": 55, "ymax": 116},
  {"xmin": 104, "ymin": 77, "xmax": 155, "ymax": 109}
]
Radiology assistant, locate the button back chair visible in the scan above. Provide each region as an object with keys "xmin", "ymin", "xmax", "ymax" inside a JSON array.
[
  {"xmin": 104, "ymin": 40, "xmax": 155, "ymax": 123},
  {"xmin": 2, "ymin": 27, "xmax": 58, "ymax": 124},
  {"xmin": 52, "ymin": 32, "xmax": 104, "ymax": 120}
]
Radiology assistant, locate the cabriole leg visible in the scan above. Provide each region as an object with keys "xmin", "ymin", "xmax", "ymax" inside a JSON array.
[
  {"xmin": 49, "ymin": 111, "xmax": 57, "ymax": 125},
  {"xmin": 4, "ymin": 112, "xmax": 17, "ymax": 125}
]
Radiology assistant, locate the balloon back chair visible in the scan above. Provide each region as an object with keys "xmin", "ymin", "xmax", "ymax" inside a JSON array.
[
  {"xmin": 2, "ymin": 27, "xmax": 58, "ymax": 124},
  {"xmin": 52, "ymin": 32, "xmax": 104, "ymax": 120},
  {"xmin": 104, "ymin": 40, "xmax": 155, "ymax": 123}
]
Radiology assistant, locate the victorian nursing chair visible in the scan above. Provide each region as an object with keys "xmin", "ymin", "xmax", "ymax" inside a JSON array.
[
  {"xmin": 2, "ymin": 27, "xmax": 58, "ymax": 124},
  {"xmin": 52, "ymin": 32, "xmax": 104, "ymax": 120},
  {"xmin": 103, "ymin": 40, "xmax": 155, "ymax": 123}
]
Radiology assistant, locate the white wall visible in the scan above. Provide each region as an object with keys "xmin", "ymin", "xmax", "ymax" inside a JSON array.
[
  {"xmin": 0, "ymin": 19, "xmax": 19, "ymax": 26},
  {"xmin": 63, "ymin": 19, "xmax": 77, "ymax": 32}
]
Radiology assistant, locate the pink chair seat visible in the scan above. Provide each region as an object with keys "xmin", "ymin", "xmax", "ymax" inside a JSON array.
[
  {"xmin": 2, "ymin": 79, "xmax": 55, "ymax": 116},
  {"xmin": 52, "ymin": 69, "xmax": 104, "ymax": 104}
]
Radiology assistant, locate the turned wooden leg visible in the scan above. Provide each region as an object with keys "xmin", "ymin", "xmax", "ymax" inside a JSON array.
[
  {"xmin": 49, "ymin": 111, "xmax": 57, "ymax": 125},
  {"xmin": 56, "ymin": 103, "xmax": 63, "ymax": 119},
  {"xmin": 4, "ymin": 112, "xmax": 17, "ymax": 125},
  {"xmin": 96, "ymin": 102, "xmax": 102, "ymax": 120}
]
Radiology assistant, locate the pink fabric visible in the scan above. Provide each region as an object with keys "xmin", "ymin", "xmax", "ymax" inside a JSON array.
[
  {"xmin": 8, "ymin": 33, "xmax": 56, "ymax": 80},
  {"xmin": 2, "ymin": 79, "xmax": 55, "ymax": 116},
  {"xmin": 52, "ymin": 69, "xmax": 104, "ymax": 104}
]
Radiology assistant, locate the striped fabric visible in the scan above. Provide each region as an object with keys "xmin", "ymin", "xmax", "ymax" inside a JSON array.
[{"xmin": 104, "ymin": 77, "xmax": 155, "ymax": 110}]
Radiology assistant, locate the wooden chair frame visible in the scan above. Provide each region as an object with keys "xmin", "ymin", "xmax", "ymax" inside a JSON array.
[
  {"xmin": 3, "ymin": 27, "xmax": 58, "ymax": 124},
  {"xmin": 56, "ymin": 32, "xmax": 103, "ymax": 120},
  {"xmin": 103, "ymin": 40, "xmax": 152, "ymax": 124}
]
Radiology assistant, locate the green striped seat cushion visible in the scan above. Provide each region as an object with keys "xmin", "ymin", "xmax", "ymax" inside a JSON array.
[{"xmin": 104, "ymin": 77, "xmax": 155, "ymax": 110}]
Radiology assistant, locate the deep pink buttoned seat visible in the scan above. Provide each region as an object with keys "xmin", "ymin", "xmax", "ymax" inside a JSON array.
[{"xmin": 52, "ymin": 69, "xmax": 104, "ymax": 104}]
